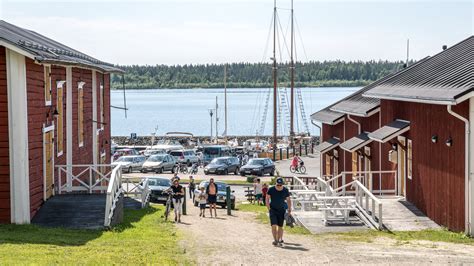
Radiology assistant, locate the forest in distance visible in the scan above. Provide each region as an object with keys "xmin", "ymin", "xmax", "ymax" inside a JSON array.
[{"xmin": 111, "ymin": 60, "xmax": 413, "ymax": 90}]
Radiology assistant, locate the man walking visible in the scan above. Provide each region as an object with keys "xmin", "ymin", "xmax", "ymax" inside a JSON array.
[
  {"xmin": 169, "ymin": 179, "xmax": 185, "ymax": 223},
  {"xmin": 206, "ymin": 178, "xmax": 219, "ymax": 218},
  {"xmin": 266, "ymin": 177, "xmax": 291, "ymax": 246}
]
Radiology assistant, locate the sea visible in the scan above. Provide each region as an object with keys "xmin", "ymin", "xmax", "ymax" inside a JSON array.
[{"xmin": 111, "ymin": 87, "xmax": 359, "ymax": 137}]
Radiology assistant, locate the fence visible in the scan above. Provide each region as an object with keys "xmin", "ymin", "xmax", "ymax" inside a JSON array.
[
  {"xmin": 56, "ymin": 164, "xmax": 115, "ymax": 194},
  {"xmin": 259, "ymin": 143, "xmax": 316, "ymax": 161}
]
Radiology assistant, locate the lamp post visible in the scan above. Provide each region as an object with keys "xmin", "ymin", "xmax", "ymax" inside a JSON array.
[{"xmin": 208, "ymin": 109, "xmax": 214, "ymax": 142}]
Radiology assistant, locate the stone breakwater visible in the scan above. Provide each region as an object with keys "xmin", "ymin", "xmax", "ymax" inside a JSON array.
[{"xmin": 112, "ymin": 135, "xmax": 320, "ymax": 147}]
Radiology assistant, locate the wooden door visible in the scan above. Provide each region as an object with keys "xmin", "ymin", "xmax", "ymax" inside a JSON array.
[
  {"xmin": 397, "ymin": 137, "xmax": 406, "ymax": 196},
  {"xmin": 364, "ymin": 146, "xmax": 371, "ymax": 191},
  {"xmin": 44, "ymin": 129, "xmax": 54, "ymax": 200}
]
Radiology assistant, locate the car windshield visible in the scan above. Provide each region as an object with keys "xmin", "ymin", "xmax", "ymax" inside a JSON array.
[
  {"xmin": 248, "ymin": 159, "xmax": 264, "ymax": 165},
  {"xmin": 148, "ymin": 178, "xmax": 171, "ymax": 187},
  {"xmin": 148, "ymin": 155, "xmax": 165, "ymax": 162},
  {"xmin": 202, "ymin": 182, "xmax": 227, "ymax": 191},
  {"xmin": 170, "ymin": 151, "xmax": 183, "ymax": 156},
  {"xmin": 116, "ymin": 157, "xmax": 133, "ymax": 162},
  {"xmin": 204, "ymin": 147, "xmax": 220, "ymax": 155},
  {"xmin": 211, "ymin": 158, "xmax": 227, "ymax": 164}
]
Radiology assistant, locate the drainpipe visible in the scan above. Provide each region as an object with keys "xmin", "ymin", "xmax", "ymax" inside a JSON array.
[
  {"xmin": 311, "ymin": 120, "xmax": 323, "ymax": 178},
  {"xmin": 447, "ymin": 105, "xmax": 470, "ymax": 234},
  {"xmin": 347, "ymin": 115, "xmax": 361, "ymax": 134}
]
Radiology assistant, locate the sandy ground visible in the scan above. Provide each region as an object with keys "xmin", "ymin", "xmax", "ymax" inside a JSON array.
[{"xmin": 177, "ymin": 203, "xmax": 474, "ymax": 265}]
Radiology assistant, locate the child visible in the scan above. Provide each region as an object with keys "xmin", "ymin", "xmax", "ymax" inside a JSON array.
[
  {"xmin": 261, "ymin": 183, "xmax": 268, "ymax": 206},
  {"xmin": 197, "ymin": 187, "xmax": 208, "ymax": 217}
]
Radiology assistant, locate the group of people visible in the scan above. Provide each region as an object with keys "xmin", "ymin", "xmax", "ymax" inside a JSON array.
[
  {"xmin": 167, "ymin": 168, "xmax": 293, "ymax": 247},
  {"xmin": 237, "ymin": 151, "xmax": 259, "ymax": 166},
  {"xmin": 167, "ymin": 174, "xmax": 220, "ymax": 223}
]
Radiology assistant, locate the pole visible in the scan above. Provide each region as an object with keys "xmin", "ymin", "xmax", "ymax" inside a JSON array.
[
  {"xmin": 290, "ymin": 0, "xmax": 295, "ymax": 143},
  {"xmin": 272, "ymin": 0, "xmax": 278, "ymax": 153},
  {"xmin": 406, "ymin": 39, "xmax": 410, "ymax": 67},
  {"xmin": 224, "ymin": 65, "xmax": 228, "ymax": 144},
  {"xmin": 183, "ymin": 187, "xmax": 187, "ymax": 215},
  {"xmin": 215, "ymin": 96, "xmax": 219, "ymax": 143},
  {"xmin": 209, "ymin": 109, "xmax": 214, "ymax": 142},
  {"xmin": 226, "ymin": 186, "xmax": 232, "ymax": 215}
]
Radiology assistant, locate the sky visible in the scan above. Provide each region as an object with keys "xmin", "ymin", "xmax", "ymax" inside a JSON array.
[{"xmin": 0, "ymin": 0, "xmax": 472, "ymax": 65}]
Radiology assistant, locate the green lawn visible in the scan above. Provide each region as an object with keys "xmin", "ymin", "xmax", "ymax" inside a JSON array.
[
  {"xmin": 237, "ymin": 203, "xmax": 311, "ymax": 235},
  {"xmin": 0, "ymin": 205, "xmax": 191, "ymax": 264}
]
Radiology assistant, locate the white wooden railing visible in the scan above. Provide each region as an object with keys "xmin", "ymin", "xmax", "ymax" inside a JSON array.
[
  {"xmin": 55, "ymin": 164, "xmax": 115, "ymax": 194},
  {"xmin": 122, "ymin": 176, "xmax": 151, "ymax": 208},
  {"xmin": 104, "ymin": 165, "xmax": 123, "ymax": 227},
  {"xmin": 326, "ymin": 171, "xmax": 397, "ymax": 195}
]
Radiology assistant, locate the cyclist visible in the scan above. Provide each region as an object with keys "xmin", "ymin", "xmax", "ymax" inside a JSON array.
[{"xmin": 291, "ymin": 155, "xmax": 302, "ymax": 169}]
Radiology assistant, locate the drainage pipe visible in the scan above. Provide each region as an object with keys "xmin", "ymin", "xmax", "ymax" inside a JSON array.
[{"xmin": 447, "ymin": 105, "xmax": 470, "ymax": 234}]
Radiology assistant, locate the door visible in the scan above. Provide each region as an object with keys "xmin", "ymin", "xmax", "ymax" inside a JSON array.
[
  {"xmin": 364, "ymin": 147, "xmax": 371, "ymax": 191},
  {"xmin": 43, "ymin": 127, "xmax": 55, "ymax": 200},
  {"xmin": 397, "ymin": 136, "xmax": 407, "ymax": 196}
]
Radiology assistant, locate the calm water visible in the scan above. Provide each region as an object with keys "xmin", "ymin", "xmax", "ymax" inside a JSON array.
[{"xmin": 111, "ymin": 87, "xmax": 358, "ymax": 136}]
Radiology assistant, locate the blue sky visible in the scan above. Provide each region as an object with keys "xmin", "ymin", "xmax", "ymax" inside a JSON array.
[{"xmin": 0, "ymin": 0, "xmax": 472, "ymax": 65}]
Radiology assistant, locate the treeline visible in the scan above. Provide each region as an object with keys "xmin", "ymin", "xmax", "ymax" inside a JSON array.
[{"xmin": 111, "ymin": 60, "xmax": 408, "ymax": 89}]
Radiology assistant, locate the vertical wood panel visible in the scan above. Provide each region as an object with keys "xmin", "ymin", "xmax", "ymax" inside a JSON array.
[{"xmin": 0, "ymin": 46, "xmax": 10, "ymax": 223}]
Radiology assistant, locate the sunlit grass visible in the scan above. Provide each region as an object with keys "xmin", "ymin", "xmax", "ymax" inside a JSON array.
[{"xmin": 0, "ymin": 204, "xmax": 192, "ymax": 264}]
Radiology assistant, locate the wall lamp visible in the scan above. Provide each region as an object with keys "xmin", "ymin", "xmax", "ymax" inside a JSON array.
[
  {"xmin": 431, "ymin": 135, "xmax": 438, "ymax": 143},
  {"xmin": 446, "ymin": 137, "xmax": 453, "ymax": 147}
]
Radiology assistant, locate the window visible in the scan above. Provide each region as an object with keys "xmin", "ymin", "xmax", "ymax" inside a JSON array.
[
  {"xmin": 407, "ymin": 139, "xmax": 413, "ymax": 180},
  {"xmin": 325, "ymin": 154, "xmax": 331, "ymax": 176},
  {"xmin": 44, "ymin": 66, "xmax": 52, "ymax": 105},
  {"xmin": 56, "ymin": 81, "xmax": 65, "ymax": 156},
  {"xmin": 78, "ymin": 82, "xmax": 85, "ymax": 147},
  {"xmin": 100, "ymin": 83, "xmax": 104, "ymax": 130}
]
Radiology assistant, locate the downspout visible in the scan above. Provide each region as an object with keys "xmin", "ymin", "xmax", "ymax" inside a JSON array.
[
  {"xmin": 311, "ymin": 120, "xmax": 323, "ymax": 178},
  {"xmin": 447, "ymin": 105, "xmax": 470, "ymax": 234},
  {"xmin": 347, "ymin": 115, "xmax": 361, "ymax": 134}
]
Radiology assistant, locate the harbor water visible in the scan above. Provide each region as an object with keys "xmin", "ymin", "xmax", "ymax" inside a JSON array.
[{"xmin": 111, "ymin": 87, "xmax": 359, "ymax": 137}]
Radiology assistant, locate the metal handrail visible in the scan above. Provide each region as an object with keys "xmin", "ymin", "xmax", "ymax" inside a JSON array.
[{"xmin": 104, "ymin": 165, "xmax": 123, "ymax": 227}]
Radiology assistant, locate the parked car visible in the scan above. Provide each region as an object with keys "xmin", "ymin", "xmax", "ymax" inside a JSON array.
[
  {"xmin": 169, "ymin": 149, "xmax": 200, "ymax": 166},
  {"xmin": 239, "ymin": 158, "xmax": 275, "ymax": 176},
  {"xmin": 204, "ymin": 157, "xmax": 240, "ymax": 175},
  {"xmin": 148, "ymin": 177, "xmax": 172, "ymax": 204},
  {"xmin": 193, "ymin": 181, "xmax": 235, "ymax": 209},
  {"xmin": 143, "ymin": 148, "xmax": 166, "ymax": 158},
  {"xmin": 141, "ymin": 154, "xmax": 176, "ymax": 173},
  {"xmin": 112, "ymin": 148, "xmax": 139, "ymax": 161},
  {"xmin": 111, "ymin": 155, "xmax": 146, "ymax": 173}
]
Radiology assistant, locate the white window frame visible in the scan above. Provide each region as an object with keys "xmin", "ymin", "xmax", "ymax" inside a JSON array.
[
  {"xmin": 407, "ymin": 139, "xmax": 413, "ymax": 180},
  {"xmin": 44, "ymin": 65, "xmax": 52, "ymax": 106},
  {"xmin": 78, "ymin": 81, "xmax": 85, "ymax": 147},
  {"xmin": 56, "ymin": 80, "xmax": 66, "ymax": 157},
  {"xmin": 100, "ymin": 84, "xmax": 104, "ymax": 130}
]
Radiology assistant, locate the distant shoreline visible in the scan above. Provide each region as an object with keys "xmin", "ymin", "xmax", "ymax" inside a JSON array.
[{"xmin": 111, "ymin": 80, "xmax": 372, "ymax": 90}]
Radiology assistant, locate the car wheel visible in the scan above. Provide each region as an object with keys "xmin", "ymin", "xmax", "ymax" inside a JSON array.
[
  {"xmin": 240, "ymin": 172, "xmax": 245, "ymax": 177},
  {"xmin": 128, "ymin": 166, "xmax": 132, "ymax": 173},
  {"xmin": 234, "ymin": 167, "xmax": 239, "ymax": 175},
  {"xmin": 270, "ymin": 169, "xmax": 275, "ymax": 176},
  {"xmin": 187, "ymin": 160, "xmax": 191, "ymax": 166},
  {"xmin": 258, "ymin": 171, "xmax": 263, "ymax": 177},
  {"xmin": 224, "ymin": 169, "xmax": 228, "ymax": 175}
]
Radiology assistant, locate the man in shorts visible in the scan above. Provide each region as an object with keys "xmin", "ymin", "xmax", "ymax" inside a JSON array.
[
  {"xmin": 206, "ymin": 178, "xmax": 219, "ymax": 218},
  {"xmin": 266, "ymin": 177, "xmax": 291, "ymax": 246}
]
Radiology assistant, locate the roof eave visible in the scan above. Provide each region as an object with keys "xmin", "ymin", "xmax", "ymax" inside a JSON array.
[
  {"xmin": 330, "ymin": 106, "xmax": 380, "ymax": 118},
  {"xmin": 36, "ymin": 58, "xmax": 125, "ymax": 74},
  {"xmin": 362, "ymin": 92, "xmax": 456, "ymax": 105}
]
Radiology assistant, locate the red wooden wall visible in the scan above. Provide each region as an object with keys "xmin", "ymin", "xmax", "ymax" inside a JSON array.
[
  {"xmin": 381, "ymin": 99, "xmax": 468, "ymax": 232},
  {"xmin": 0, "ymin": 47, "xmax": 10, "ymax": 223}
]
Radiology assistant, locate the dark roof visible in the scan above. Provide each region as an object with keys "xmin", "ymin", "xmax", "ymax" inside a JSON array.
[
  {"xmin": 315, "ymin": 137, "xmax": 340, "ymax": 153},
  {"xmin": 0, "ymin": 20, "xmax": 123, "ymax": 73},
  {"xmin": 340, "ymin": 132, "xmax": 372, "ymax": 152},
  {"xmin": 368, "ymin": 119, "xmax": 410, "ymax": 143},
  {"xmin": 310, "ymin": 108, "xmax": 344, "ymax": 125},
  {"xmin": 363, "ymin": 36, "xmax": 474, "ymax": 104}
]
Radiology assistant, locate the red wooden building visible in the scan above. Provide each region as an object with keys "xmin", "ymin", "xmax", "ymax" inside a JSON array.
[
  {"xmin": 0, "ymin": 20, "xmax": 122, "ymax": 224},
  {"xmin": 312, "ymin": 36, "xmax": 473, "ymax": 233}
]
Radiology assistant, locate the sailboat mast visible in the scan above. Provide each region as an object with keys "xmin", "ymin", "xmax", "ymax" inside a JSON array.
[
  {"xmin": 224, "ymin": 64, "xmax": 228, "ymax": 144},
  {"xmin": 290, "ymin": 0, "xmax": 295, "ymax": 140},
  {"xmin": 272, "ymin": 0, "xmax": 278, "ymax": 150}
]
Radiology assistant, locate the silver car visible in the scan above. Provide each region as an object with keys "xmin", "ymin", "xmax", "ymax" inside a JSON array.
[
  {"xmin": 169, "ymin": 149, "xmax": 200, "ymax": 166},
  {"xmin": 111, "ymin": 155, "xmax": 146, "ymax": 173},
  {"xmin": 141, "ymin": 154, "xmax": 177, "ymax": 173}
]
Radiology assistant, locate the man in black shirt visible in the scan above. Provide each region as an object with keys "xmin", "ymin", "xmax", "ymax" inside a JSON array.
[
  {"xmin": 266, "ymin": 177, "xmax": 291, "ymax": 246},
  {"xmin": 170, "ymin": 179, "xmax": 184, "ymax": 223}
]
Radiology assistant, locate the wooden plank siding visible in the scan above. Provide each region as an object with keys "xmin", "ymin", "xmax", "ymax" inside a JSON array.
[
  {"xmin": 380, "ymin": 99, "xmax": 468, "ymax": 232},
  {"xmin": 0, "ymin": 46, "xmax": 10, "ymax": 223}
]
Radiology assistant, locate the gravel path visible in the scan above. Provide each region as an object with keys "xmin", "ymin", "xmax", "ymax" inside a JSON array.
[{"xmin": 177, "ymin": 204, "xmax": 474, "ymax": 265}]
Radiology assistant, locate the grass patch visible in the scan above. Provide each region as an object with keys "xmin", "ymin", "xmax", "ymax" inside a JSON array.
[
  {"xmin": 0, "ymin": 204, "xmax": 192, "ymax": 264},
  {"xmin": 319, "ymin": 229, "xmax": 474, "ymax": 245},
  {"xmin": 237, "ymin": 203, "xmax": 311, "ymax": 235}
]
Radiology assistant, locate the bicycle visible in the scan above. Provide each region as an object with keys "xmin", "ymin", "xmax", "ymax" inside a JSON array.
[
  {"xmin": 290, "ymin": 161, "xmax": 306, "ymax": 174},
  {"xmin": 176, "ymin": 163, "xmax": 188, "ymax": 174}
]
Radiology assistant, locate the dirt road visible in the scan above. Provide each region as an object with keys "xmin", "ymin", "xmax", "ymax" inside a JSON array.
[{"xmin": 177, "ymin": 204, "xmax": 474, "ymax": 265}]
